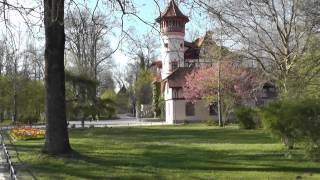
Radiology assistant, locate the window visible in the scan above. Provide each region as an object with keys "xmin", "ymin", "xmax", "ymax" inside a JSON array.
[
  {"xmin": 173, "ymin": 88, "xmax": 180, "ymax": 99},
  {"xmin": 164, "ymin": 43, "xmax": 168, "ymax": 48},
  {"xmin": 186, "ymin": 102, "xmax": 195, "ymax": 116},
  {"xmin": 209, "ymin": 103, "xmax": 218, "ymax": 115},
  {"xmin": 180, "ymin": 43, "xmax": 183, "ymax": 49},
  {"xmin": 171, "ymin": 61, "xmax": 178, "ymax": 71}
]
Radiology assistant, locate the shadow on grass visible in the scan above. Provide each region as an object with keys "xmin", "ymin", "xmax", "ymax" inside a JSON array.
[
  {"xmin": 11, "ymin": 126, "xmax": 320, "ymax": 179},
  {"xmin": 71, "ymin": 126, "xmax": 278, "ymax": 144}
]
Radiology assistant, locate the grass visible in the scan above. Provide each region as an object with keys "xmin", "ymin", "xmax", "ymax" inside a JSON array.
[{"xmin": 8, "ymin": 124, "xmax": 320, "ymax": 180}]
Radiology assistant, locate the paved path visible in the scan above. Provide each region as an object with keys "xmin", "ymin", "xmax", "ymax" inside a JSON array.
[
  {"xmin": 0, "ymin": 146, "xmax": 9, "ymax": 180},
  {"xmin": 68, "ymin": 115, "xmax": 166, "ymax": 128},
  {"xmin": 0, "ymin": 114, "xmax": 167, "ymax": 130}
]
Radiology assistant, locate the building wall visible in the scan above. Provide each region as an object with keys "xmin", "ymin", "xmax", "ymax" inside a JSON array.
[
  {"xmin": 161, "ymin": 34, "xmax": 185, "ymax": 79},
  {"xmin": 166, "ymin": 100, "xmax": 174, "ymax": 124},
  {"xmin": 166, "ymin": 99, "xmax": 216, "ymax": 124},
  {"xmin": 164, "ymin": 82, "xmax": 173, "ymax": 101}
]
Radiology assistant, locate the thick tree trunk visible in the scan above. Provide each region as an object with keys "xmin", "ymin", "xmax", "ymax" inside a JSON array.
[{"xmin": 42, "ymin": 0, "xmax": 72, "ymax": 155}]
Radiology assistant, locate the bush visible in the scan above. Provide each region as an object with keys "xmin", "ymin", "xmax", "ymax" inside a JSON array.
[
  {"xmin": 258, "ymin": 99, "xmax": 301, "ymax": 149},
  {"xmin": 235, "ymin": 107, "xmax": 259, "ymax": 129},
  {"xmin": 203, "ymin": 119, "xmax": 218, "ymax": 126},
  {"xmin": 258, "ymin": 97, "xmax": 320, "ymax": 160},
  {"xmin": 19, "ymin": 115, "xmax": 40, "ymax": 125},
  {"xmin": 305, "ymin": 142, "xmax": 320, "ymax": 161},
  {"xmin": 183, "ymin": 120, "xmax": 190, "ymax": 125}
]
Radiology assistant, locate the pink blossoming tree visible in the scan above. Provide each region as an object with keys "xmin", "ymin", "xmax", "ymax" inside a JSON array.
[{"xmin": 183, "ymin": 61, "xmax": 265, "ymax": 124}]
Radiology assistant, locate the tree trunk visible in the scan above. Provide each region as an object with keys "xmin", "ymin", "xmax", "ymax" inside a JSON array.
[
  {"xmin": 81, "ymin": 117, "xmax": 85, "ymax": 128},
  {"xmin": 0, "ymin": 112, "xmax": 3, "ymax": 122},
  {"xmin": 42, "ymin": 0, "xmax": 72, "ymax": 155},
  {"xmin": 283, "ymin": 135, "xmax": 294, "ymax": 150}
]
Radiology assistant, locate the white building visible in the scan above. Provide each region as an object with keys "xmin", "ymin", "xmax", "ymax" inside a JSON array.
[{"xmin": 152, "ymin": 0, "xmax": 218, "ymax": 124}]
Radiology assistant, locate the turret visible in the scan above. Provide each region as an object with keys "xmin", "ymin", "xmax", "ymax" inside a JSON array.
[{"xmin": 156, "ymin": 0, "xmax": 189, "ymax": 79}]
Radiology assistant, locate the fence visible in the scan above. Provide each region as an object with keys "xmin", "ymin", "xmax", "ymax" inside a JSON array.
[{"xmin": 0, "ymin": 134, "xmax": 17, "ymax": 180}]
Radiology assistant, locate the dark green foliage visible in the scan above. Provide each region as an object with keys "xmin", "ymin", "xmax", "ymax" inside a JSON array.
[
  {"xmin": 259, "ymin": 98, "xmax": 320, "ymax": 160},
  {"xmin": 235, "ymin": 107, "xmax": 260, "ymax": 129},
  {"xmin": 97, "ymin": 97, "xmax": 116, "ymax": 119},
  {"xmin": 0, "ymin": 76, "xmax": 12, "ymax": 121},
  {"xmin": 258, "ymin": 99, "xmax": 302, "ymax": 149},
  {"xmin": 19, "ymin": 115, "xmax": 40, "ymax": 125},
  {"xmin": 0, "ymin": 76, "xmax": 44, "ymax": 124},
  {"xmin": 65, "ymin": 71, "xmax": 115, "ymax": 121},
  {"xmin": 135, "ymin": 69, "xmax": 152, "ymax": 106},
  {"xmin": 203, "ymin": 119, "xmax": 218, "ymax": 126},
  {"xmin": 115, "ymin": 86, "xmax": 130, "ymax": 114},
  {"xmin": 152, "ymin": 82, "xmax": 161, "ymax": 117},
  {"xmin": 159, "ymin": 96, "xmax": 165, "ymax": 119},
  {"xmin": 17, "ymin": 80, "xmax": 45, "ymax": 124}
]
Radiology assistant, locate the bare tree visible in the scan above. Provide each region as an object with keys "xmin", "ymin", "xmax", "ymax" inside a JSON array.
[
  {"xmin": 190, "ymin": 0, "xmax": 319, "ymax": 93},
  {"xmin": 22, "ymin": 42, "xmax": 45, "ymax": 80},
  {"xmin": 65, "ymin": 7, "xmax": 115, "ymax": 78},
  {"xmin": 125, "ymin": 32, "xmax": 159, "ymax": 68}
]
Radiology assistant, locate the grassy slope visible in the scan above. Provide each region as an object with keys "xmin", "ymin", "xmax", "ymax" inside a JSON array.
[{"xmin": 11, "ymin": 125, "xmax": 320, "ymax": 180}]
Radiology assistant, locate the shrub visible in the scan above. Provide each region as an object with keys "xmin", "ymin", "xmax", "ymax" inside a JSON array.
[
  {"xmin": 183, "ymin": 120, "xmax": 190, "ymax": 125},
  {"xmin": 235, "ymin": 107, "xmax": 259, "ymax": 129},
  {"xmin": 258, "ymin": 100, "xmax": 301, "ymax": 149},
  {"xmin": 258, "ymin": 97, "xmax": 320, "ymax": 158},
  {"xmin": 19, "ymin": 115, "xmax": 40, "ymax": 125},
  {"xmin": 305, "ymin": 142, "xmax": 320, "ymax": 161},
  {"xmin": 203, "ymin": 119, "xmax": 218, "ymax": 126}
]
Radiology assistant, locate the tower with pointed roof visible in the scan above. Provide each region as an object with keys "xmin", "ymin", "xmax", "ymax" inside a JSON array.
[{"xmin": 156, "ymin": 0, "xmax": 189, "ymax": 80}]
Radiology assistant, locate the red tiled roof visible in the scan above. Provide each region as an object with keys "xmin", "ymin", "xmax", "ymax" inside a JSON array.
[
  {"xmin": 156, "ymin": 0, "xmax": 189, "ymax": 23},
  {"xmin": 165, "ymin": 67, "xmax": 194, "ymax": 88}
]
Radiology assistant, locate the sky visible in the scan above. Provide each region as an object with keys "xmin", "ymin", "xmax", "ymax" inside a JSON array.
[
  {"xmin": 107, "ymin": 0, "xmax": 211, "ymax": 69},
  {"xmin": 0, "ymin": 0, "xmax": 212, "ymax": 71}
]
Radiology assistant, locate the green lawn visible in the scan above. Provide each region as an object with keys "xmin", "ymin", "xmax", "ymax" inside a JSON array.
[{"xmin": 9, "ymin": 124, "xmax": 320, "ymax": 179}]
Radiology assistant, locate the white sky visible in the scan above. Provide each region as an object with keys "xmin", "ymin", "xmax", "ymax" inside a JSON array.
[{"xmin": 0, "ymin": 0, "xmax": 211, "ymax": 70}]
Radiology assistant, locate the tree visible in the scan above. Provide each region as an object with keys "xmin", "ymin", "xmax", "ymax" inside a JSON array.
[
  {"xmin": 42, "ymin": 0, "xmax": 71, "ymax": 155},
  {"xmin": 184, "ymin": 61, "xmax": 264, "ymax": 125},
  {"xmin": 192, "ymin": 0, "xmax": 319, "ymax": 95},
  {"xmin": 259, "ymin": 97, "xmax": 320, "ymax": 158},
  {"xmin": 65, "ymin": 7, "xmax": 115, "ymax": 89},
  {"xmin": 17, "ymin": 79, "xmax": 45, "ymax": 124},
  {"xmin": 287, "ymin": 35, "xmax": 320, "ymax": 98},
  {"xmin": 0, "ymin": 76, "xmax": 11, "ymax": 122}
]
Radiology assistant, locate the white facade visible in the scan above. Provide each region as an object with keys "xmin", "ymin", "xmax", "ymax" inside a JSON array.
[
  {"xmin": 163, "ymin": 82, "xmax": 216, "ymax": 124},
  {"xmin": 165, "ymin": 99, "xmax": 216, "ymax": 124},
  {"xmin": 159, "ymin": 1, "xmax": 217, "ymax": 124},
  {"xmin": 161, "ymin": 34, "xmax": 185, "ymax": 79}
]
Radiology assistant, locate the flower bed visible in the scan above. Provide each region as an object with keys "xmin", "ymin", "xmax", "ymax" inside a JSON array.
[{"xmin": 10, "ymin": 127, "xmax": 45, "ymax": 140}]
